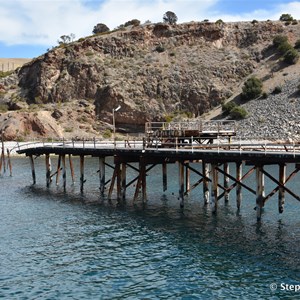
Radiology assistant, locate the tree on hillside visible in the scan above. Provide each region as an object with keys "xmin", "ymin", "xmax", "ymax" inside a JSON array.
[
  {"xmin": 241, "ymin": 76, "xmax": 263, "ymax": 101},
  {"xmin": 124, "ymin": 19, "xmax": 141, "ymax": 27},
  {"xmin": 92, "ymin": 23, "xmax": 110, "ymax": 34},
  {"xmin": 279, "ymin": 14, "xmax": 294, "ymax": 22},
  {"xmin": 58, "ymin": 35, "xmax": 71, "ymax": 45},
  {"xmin": 163, "ymin": 11, "xmax": 178, "ymax": 25}
]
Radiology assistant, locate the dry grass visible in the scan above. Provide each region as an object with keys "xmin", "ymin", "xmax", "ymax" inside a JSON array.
[{"xmin": 0, "ymin": 58, "xmax": 32, "ymax": 71}]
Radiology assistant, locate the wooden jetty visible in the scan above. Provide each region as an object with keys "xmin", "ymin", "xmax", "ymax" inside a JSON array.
[{"xmin": 16, "ymin": 121, "xmax": 300, "ymax": 221}]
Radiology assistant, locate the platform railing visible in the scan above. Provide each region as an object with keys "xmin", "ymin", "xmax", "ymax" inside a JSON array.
[{"xmin": 145, "ymin": 120, "xmax": 236, "ymax": 137}]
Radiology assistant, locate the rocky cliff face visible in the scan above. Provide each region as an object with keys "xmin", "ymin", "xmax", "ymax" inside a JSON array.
[
  {"xmin": 17, "ymin": 21, "xmax": 286, "ymax": 124},
  {"xmin": 1, "ymin": 20, "xmax": 299, "ymax": 140}
]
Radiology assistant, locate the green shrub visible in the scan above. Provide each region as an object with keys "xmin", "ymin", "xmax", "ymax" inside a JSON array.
[
  {"xmin": 277, "ymin": 41, "xmax": 293, "ymax": 54},
  {"xmin": 215, "ymin": 19, "xmax": 224, "ymax": 25},
  {"xmin": 251, "ymin": 20, "xmax": 258, "ymax": 24},
  {"xmin": 273, "ymin": 35, "xmax": 288, "ymax": 48},
  {"xmin": 294, "ymin": 39, "xmax": 300, "ymax": 49},
  {"xmin": 222, "ymin": 102, "xmax": 237, "ymax": 114},
  {"xmin": 241, "ymin": 76, "xmax": 263, "ymax": 101},
  {"xmin": 0, "ymin": 71, "xmax": 14, "ymax": 78},
  {"xmin": 0, "ymin": 104, "xmax": 8, "ymax": 112},
  {"xmin": 103, "ymin": 129, "xmax": 112, "ymax": 138},
  {"xmin": 284, "ymin": 48, "xmax": 299, "ymax": 64},
  {"xmin": 292, "ymin": 20, "xmax": 298, "ymax": 25},
  {"xmin": 272, "ymin": 86, "xmax": 282, "ymax": 94},
  {"xmin": 155, "ymin": 45, "xmax": 165, "ymax": 53},
  {"xmin": 262, "ymin": 92, "xmax": 268, "ymax": 99},
  {"xmin": 64, "ymin": 127, "xmax": 73, "ymax": 133},
  {"xmin": 229, "ymin": 106, "xmax": 248, "ymax": 119},
  {"xmin": 279, "ymin": 14, "xmax": 294, "ymax": 22}
]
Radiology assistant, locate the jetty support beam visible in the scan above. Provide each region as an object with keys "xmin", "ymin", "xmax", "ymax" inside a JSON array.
[
  {"xmin": 256, "ymin": 165, "xmax": 264, "ymax": 221},
  {"xmin": 29, "ymin": 155, "xmax": 36, "ymax": 185},
  {"xmin": 99, "ymin": 157, "xmax": 105, "ymax": 195},
  {"xmin": 178, "ymin": 161, "xmax": 184, "ymax": 208},
  {"xmin": 224, "ymin": 163, "xmax": 229, "ymax": 203},
  {"xmin": 279, "ymin": 163, "xmax": 286, "ymax": 213},
  {"xmin": 236, "ymin": 161, "xmax": 242, "ymax": 210},
  {"xmin": 211, "ymin": 163, "xmax": 219, "ymax": 213},
  {"xmin": 46, "ymin": 154, "xmax": 51, "ymax": 188},
  {"xmin": 202, "ymin": 162, "xmax": 210, "ymax": 205}
]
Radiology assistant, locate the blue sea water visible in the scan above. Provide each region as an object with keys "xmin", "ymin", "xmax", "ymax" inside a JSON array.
[{"xmin": 1, "ymin": 157, "xmax": 300, "ymax": 299}]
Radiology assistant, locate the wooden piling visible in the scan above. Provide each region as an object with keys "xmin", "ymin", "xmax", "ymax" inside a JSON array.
[
  {"xmin": 185, "ymin": 162, "xmax": 190, "ymax": 195},
  {"xmin": 1, "ymin": 131, "xmax": 5, "ymax": 173},
  {"xmin": 0, "ymin": 151, "xmax": 2, "ymax": 175},
  {"xmin": 178, "ymin": 161, "xmax": 185, "ymax": 208},
  {"xmin": 56, "ymin": 155, "xmax": 61, "ymax": 185},
  {"xmin": 279, "ymin": 163, "xmax": 286, "ymax": 213},
  {"xmin": 69, "ymin": 154, "xmax": 75, "ymax": 185},
  {"xmin": 211, "ymin": 163, "xmax": 219, "ymax": 213},
  {"xmin": 162, "ymin": 162, "xmax": 167, "ymax": 192},
  {"xmin": 256, "ymin": 166, "xmax": 264, "ymax": 221},
  {"xmin": 202, "ymin": 162, "xmax": 210, "ymax": 205},
  {"xmin": 116, "ymin": 163, "xmax": 121, "ymax": 201},
  {"xmin": 223, "ymin": 163, "xmax": 229, "ymax": 203},
  {"xmin": 121, "ymin": 162, "xmax": 126, "ymax": 200},
  {"xmin": 141, "ymin": 159, "xmax": 147, "ymax": 202},
  {"xmin": 99, "ymin": 157, "xmax": 105, "ymax": 195},
  {"xmin": 62, "ymin": 154, "xmax": 67, "ymax": 191},
  {"xmin": 80, "ymin": 155, "xmax": 85, "ymax": 193},
  {"xmin": 45, "ymin": 154, "xmax": 51, "ymax": 188},
  {"xmin": 133, "ymin": 157, "xmax": 147, "ymax": 203},
  {"xmin": 236, "ymin": 161, "xmax": 242, "ymax": 210},
  {"xmin": 6, "ymin": 149, "xmax": 12, "ymax": 176},
  {"xmin": 29, "ymin": 155, "xmax": 36, "ymax": 185},
  {"xmin": 108, "ymin": 166, "xmax": 117, "ymax": 200}
]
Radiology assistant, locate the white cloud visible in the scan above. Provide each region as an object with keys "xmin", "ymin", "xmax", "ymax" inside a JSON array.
[{"xmin": 1, "ymin": 0, "xmax": 300, "ymax": 48}]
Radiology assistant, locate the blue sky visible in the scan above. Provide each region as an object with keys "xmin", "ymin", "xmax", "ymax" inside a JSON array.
[{"xmin": 0, "ymin": 0, "xmax": 299, "ymax": 58}]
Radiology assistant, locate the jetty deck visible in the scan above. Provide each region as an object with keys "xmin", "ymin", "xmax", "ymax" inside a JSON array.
[
  {"xmin": 15, "ymin": 137, "xmax": 300, "ymax": 221},
  {"xmin": 0, "ymin": 120, "xmax": 295, "ymax": 221}
]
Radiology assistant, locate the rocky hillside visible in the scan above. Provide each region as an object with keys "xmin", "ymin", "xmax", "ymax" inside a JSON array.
[{"xmin": 0, "ymin": 20, "xmax": 300, "ymax": 140}]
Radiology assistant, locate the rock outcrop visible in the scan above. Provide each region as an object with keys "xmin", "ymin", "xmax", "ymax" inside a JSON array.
[{"xmin": 1, "ymin": 20, "xmax": 300, "ymax": 140}]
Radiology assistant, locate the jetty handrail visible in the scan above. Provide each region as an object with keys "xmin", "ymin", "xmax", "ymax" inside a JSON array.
[{"xmin": 13, "ymin": 137, "xmax": 300, "ymax": 155}]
